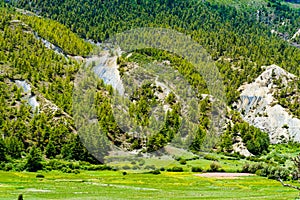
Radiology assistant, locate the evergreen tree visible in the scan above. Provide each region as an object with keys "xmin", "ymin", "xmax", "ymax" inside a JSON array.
[
  {"xmin": 5, "ymin": 136, "xmax": 24, "ymax": 159},
  {"xmin": 0, "ymin": 138, "xmax": 6, "ymax": 161},
  {"xmin": 25, "ymin": 146, "xmax": 43, "ymax": 172},
  {"xmin": 45, "ymin": 140, "xmax": 57, "ymax": 159},
  {"xmin": 190, "ymin": 127, "xmax": 206, "ymax": 151}
]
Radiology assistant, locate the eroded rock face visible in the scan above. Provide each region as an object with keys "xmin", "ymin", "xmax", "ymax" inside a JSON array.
[
  {"xmin": 232, "ymin": 136, "xmax": 253, "ymax": 157},
  {"xmin": 93, "ymin": 50, "xmax": 124, "ymax": 95},
  {"xmin": 235, "ymin": 64, "xmax": 300, "ymax": 143},
  {"xmin": 15, "ymin": 80, "xmax": 39, "ymax": 112}
]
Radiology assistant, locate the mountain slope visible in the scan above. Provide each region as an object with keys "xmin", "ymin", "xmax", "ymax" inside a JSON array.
[
  {"xmin": 0, "ymin": 6, "xmax": 96, "ymax": 162},
  {"xmin": 1, "ymin": 0, "xmax": 300, "ymax": 162}
]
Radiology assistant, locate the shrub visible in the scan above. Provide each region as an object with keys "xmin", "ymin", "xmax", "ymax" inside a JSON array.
[
  {"xmin": 191, "ymin": 166, "xmax": 203, "ymax": 172},
  {"xmin": 112, "ymin": 167, "xmax": 119, "ymax": 171},
  {"xmin": 226, "ymin": 157, "xmax": 240, "ymax": 161},
  {"xmin": 138, "ymin": 160, "xmax": 145, "ymax": 166},
  {"xmin": 62, "ymin": 167, "xmax": 72, "ymax": 173},
  {"xmin": 4, "ymin": 163, "xmax": 13, "ymax": 171},
  {"xmin": 244, "ymin": 162, "xmax": 291, "ymax": 181},
  {"xmin": 167, "ymin": 166, "xmax": 183, "ymax": 172},
  {"xmin": 60, "ymin": 167, "xmax": 79, "ymax": 174},
  {"xmin": 179, "ymin": 159, "xmax": 187, "ymax": 165},
  {"xmin": 14, "ymin": 162, "xmax": 26, "ymax": 172},
  {"xmin": 47, "ymin": 159, "xmax": 66, "ymax": 170},
  {"xmin": 87, "ymin": 165, "xmax": 112, "ymax": 171},
  {"xmin": 242, "ymin": 163, "xmax": 251, "ymax": 173},
  {"xmin": 255, "ymin": 169, "xmax": 262, "ymax": 176},
  {"xmin": 122, "ymin": 171, "xmax": 127, "ymax": 176},
  {"xmin": 36, "ymin": 174, "xmax": 45, "ymax": 178},
  {"xmin": 204, "ymin": 154, "xmax": 218, "ymax": 161},
  {"xmin": 132, "ymin": 165, "xmax": 140, "ymax": 170},
  {"xmin": 160, "ymin": 167, "xmax": 165, "ymax": 171},
  {"xmin": 248, "ymin": 163, "xmax": 264, "ymax": 173},
  {"xmin": 144, "ymin": 165, "xmax": 156, "ymax": 170},
  {"xmin": 209, "ymin": 162, "xmax": 221, "ymax": 172},
  {"xmin": 151, "ymin": 169, "xmax": 161, "ymax": 175},
  {"xmin": 173, "ymin": 167, "xmax": 183, "ymax": 172},
  {"xmin": 122, "ymin": 165, "xmax": 131, "ymax": 170}
]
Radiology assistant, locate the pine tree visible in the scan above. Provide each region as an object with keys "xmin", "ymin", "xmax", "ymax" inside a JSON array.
[
  {"xmin": 25, "ymin": 146, "xmax": 43, "ymax": 172},
  {"xmin": 45, "ymin": 140, "xmax": 57, "ymax": 159},
  {"xmin": 0, "ymin": 138, "xmax": 6, "ymax": 161}
]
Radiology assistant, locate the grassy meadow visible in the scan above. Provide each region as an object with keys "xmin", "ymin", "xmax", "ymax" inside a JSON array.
[
  {"xmin": 0, "ymin": 170, "xmax": 299, "ymax": 200},
  {"xmin": 1, "ymin": 144, "xmax": 300, "ymax": 199}
]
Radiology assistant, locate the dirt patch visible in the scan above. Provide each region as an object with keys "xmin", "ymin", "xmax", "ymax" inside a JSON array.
[{"xmin": 195, "ymin": 173, "xmax": 255, "ymax": 179}]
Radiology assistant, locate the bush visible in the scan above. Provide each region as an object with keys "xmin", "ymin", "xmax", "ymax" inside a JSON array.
[
  {"xmin": 47, "ymin": 159, "xmax": 66, "ymax": 170},
  {"xmin": 14, "ymin": 162, "xmax": 26, "ymax": 172},
  {"xmin": 248, "ymin": 163, "xmax": 264, "ymax": 173},
  {"xmin": 274, "ymin": 167, "xmax": 290, "ymax": 181},
  {"xmin": 167, "ymin": 166, "xmax": 183, "ymax": 172},
  {"xmin": 255, "ymin": 169, "xmax": 262, "ymax": 176},
  {"xmin": 138, "ymin": 160, "xmax": 145, "ymax": 166},
  {"xmin": 204, "ymin": 154, "xmax": 219, "ymax": 161},
  {"xmin": 242, "ymin": 163, "xmax": 252, "ymax": 173},
  {"xmin": 132, "ymin": 165, "xmax": 140, "ymax": 170},
  {"xmin": 131, "ymin": 161, "xmax": 136, "ymax": 165},
  {"xmin": 179, "ymin": 159, "xmax": 187, "ymax": 165},
  {"xmin": 112, "ymin": 167, "xmax": 119, "ymax": 171},
  {"xmin": 160, "ymin": 167, "xmax": 165, "ymax": 171},
  {"xmin": 209, "ymin": 162, "xmax": 221, "ymax": 172},
  {"xmin": 150, "ymin": 169, "xmax": 161, "ymax": 175},
  {"xmin": 226, "ymin": 157, "xmax": 240, "ymax": 161},
  {"xmin": 62, "ymin": 167, "xmax": 72, "ymax": 173},
  {"xmin": 243, "ymin": 162, "xmax": 291, "ymax": 181},
  {"xmin": 191, "ymin": 166, "xmax": 203, "ymax": 172},
  {"xmin": 122, "ymin": 165, "xmax": 131, "ymax": 170},
  {"xmin": 4, "ymin": 163, "xmax": 13, "ymax": 171},
  {"xmin": 144, "ymin": 165, "xmax": 156, "ymax": 170},
  {"xmin": 36, "ymin": 174, "xmax": 45, "ymax": 178},
  {"xmin": 87, "ymin": 165, "xmax": 112, "ymax": 171}
]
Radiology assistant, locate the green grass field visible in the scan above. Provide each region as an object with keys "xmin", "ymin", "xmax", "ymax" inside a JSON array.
[{"xmin": 0, "ymin": 170, "xmax": 299, "ymax": 200}]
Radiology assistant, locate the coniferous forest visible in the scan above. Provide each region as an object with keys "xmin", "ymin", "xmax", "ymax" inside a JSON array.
[{"xmin": 1, "ymin": 1, "xmax": 300, "ymax": 198}]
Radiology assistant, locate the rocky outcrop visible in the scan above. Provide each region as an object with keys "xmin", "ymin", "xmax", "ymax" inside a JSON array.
[
  {"xmin": 15, "ymin": 80, "xmax": 39, "ymax": 112},
  {"xmin": 232, "ymin": 136, "xmax": 253, "ymax": 157},
  {"xmin": 291, "ymin": 28, "xmax": 300, "ymax": 40},
  {"xmin": 93, "ymin": 49, "xmax": 124, "ymax": 95},
  {"xmin": 235, "ymin": 64, "xmax": 300, "ymax": 143}
]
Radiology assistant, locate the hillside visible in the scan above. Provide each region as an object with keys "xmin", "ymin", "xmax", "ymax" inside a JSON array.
[
  {"xmin": 0, "ymin": 0, "xmax": 299, "ymax": 169},
  {"xmin": 2, "ymin": 1, "xmax": 300, "ymax": 199},
  {"xmin": 0, "ymin": 5, "xmax": 97, "ymax": 165}
]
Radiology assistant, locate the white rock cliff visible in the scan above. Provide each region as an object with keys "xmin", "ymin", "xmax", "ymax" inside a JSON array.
[{"xmin": 235, "ymin": 64, "xmax": 300, "ymax": 143}]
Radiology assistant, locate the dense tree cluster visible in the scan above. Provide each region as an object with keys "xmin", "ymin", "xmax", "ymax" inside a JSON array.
[
  {"xmin": 1, "ymin": 0, "xmax": 299, "ymax": 169},
  {"xmin": 0, "ymin": 6, "xmax": 97, "ymax": 165},
  {"xmin": 13, "ymin": 0, "xmax": 300, "ymax": 105}
]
